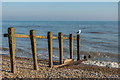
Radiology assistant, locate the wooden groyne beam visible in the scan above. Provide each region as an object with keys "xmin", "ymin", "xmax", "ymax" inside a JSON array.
[{"xmin": 4, "ymin": 34, "xmax": 77, "ymax": 40}]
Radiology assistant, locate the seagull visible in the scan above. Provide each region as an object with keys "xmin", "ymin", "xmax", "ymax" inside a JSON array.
[{"xmin": 77, "ymin": 29, "xmax": 81, "ymax": 34}]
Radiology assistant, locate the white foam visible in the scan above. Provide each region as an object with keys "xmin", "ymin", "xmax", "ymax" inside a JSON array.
[
  {"xmin": 0, "ymin": 51, "xmax": 9, "ymax": 55},
  {"xmin": 82, "ymin": 60, "xmax": 120, "ymax": 68}
]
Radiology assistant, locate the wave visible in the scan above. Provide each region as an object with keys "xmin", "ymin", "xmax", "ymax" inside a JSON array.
[
  {"xmin": 86, "ymin": 32, "xmax": 105, "ymax": 34},
  {"xmin": 1, "ymin": 47, "xmax": 119, "ymax": 56},
  {"xmin": 1, "ymin": 47, "xmax": 119, "ymax": 61},
  {"xmin": 82, "ymin": 60, "xmax": 119, "ymax": 68}
]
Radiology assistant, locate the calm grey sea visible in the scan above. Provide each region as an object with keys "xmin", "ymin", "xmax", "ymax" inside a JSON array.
[{"xmin": 2, "ymin": 21, "xmax": 118, "ymax": 62}]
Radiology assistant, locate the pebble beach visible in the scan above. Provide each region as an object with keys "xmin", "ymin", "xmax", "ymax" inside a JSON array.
[{"xmin": 1, "ymin": 55, "xmax": 119, "ymax": 79}]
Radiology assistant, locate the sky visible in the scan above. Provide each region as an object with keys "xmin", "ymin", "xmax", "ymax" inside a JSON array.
[{"xmin": 2, "ymin": 2, "xmax": 118, "ymax": 21}]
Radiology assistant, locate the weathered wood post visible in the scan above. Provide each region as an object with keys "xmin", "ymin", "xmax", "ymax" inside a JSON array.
[
  {"xmin": 47, "ymin": 32, "xmax": 53, "ymax": 67},
  {"xmin": 8, "ymin": 27, "xmax": 16, "ymax": 73},
  {"xmin": 30, "ymin": 30, "xmax": 38, "ymax": 70},
  {"xmin": 58, "ymin": 32, "xmax": 63, "ymax": 64},
  {"xmin": 77, "ymin": 34, "xmax": 80, "ymax": 61},
  {"xmin": 69, "ymin": 34, "xmax": 73, "ymax": 59}
]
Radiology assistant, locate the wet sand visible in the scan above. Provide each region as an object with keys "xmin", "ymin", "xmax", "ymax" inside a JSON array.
[{"xmin": 1, "ymin": 55, "xmax": 119, "ymax": 78}]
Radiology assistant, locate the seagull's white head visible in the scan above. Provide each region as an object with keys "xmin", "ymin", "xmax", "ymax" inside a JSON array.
[
  {"xmin": 77, "ymin": 29, "xmax": 81, "ymax": 34},
  {"xmin": 79, "ymin": 30, "xmax": 81, "ymax": 33}
]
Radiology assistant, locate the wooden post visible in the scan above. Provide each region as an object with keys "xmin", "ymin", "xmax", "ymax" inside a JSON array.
[
  {"xmin": 30, "ymin": 30, "xmax": 38, "ymax": 70},
  {"xmin": 8, "ymin": 27, "xmax": 16, "ymax": 73},
  {"xmin": 69, "ymin": 34, "xmax": 73, "ymax": 59},
  {"xmin": 58, "ymin": 32, "xmax": 63, "ymax": 64},
  {"xmin": 47, "ymin": 32, "xmax": 53, "ymax": 67},
  {"xmin": 84, "ymin": 56, "xmax": 87, "ymax": 59},
  {"xmin": 88, "ymin": 55, "xmax": 91, "ymax": 58},
  {"xmin": 77, "ymin": 34, "xmax": 80, "ymax": 61}
]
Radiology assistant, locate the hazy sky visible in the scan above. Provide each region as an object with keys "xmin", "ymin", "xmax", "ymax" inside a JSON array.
[{"xmin": 2, "ymin": 2, "xmax": 118, "ymax": 21}]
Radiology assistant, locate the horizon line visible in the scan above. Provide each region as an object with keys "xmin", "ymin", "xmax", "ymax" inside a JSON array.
[{"xmin": 2, "ymin": 20, "xmax": 118, "ymax": 22}]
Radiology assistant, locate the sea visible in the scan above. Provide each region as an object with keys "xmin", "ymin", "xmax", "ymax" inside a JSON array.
[{"xmin": 1, "ymin": 21, "xmax": 119, "ymax": 67}]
